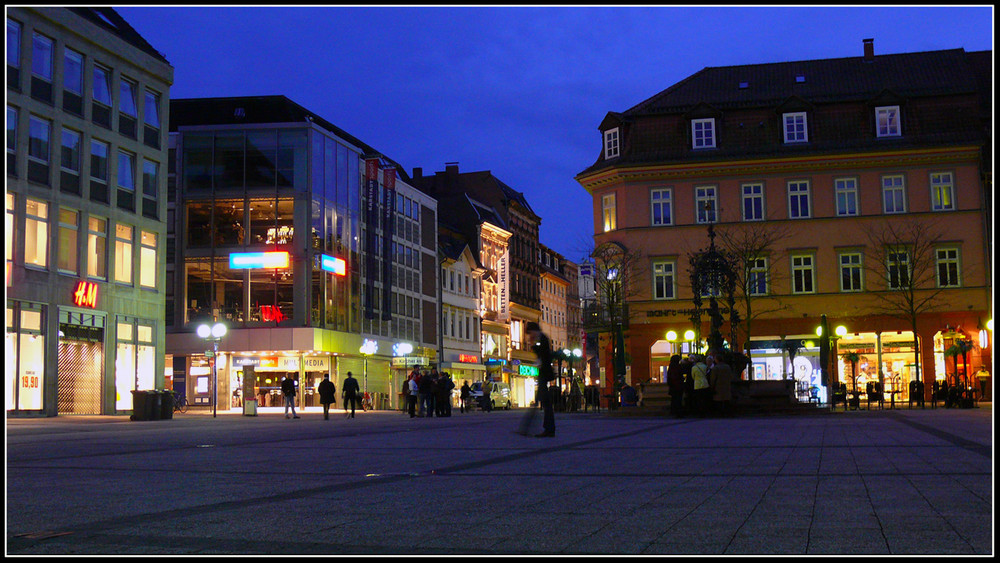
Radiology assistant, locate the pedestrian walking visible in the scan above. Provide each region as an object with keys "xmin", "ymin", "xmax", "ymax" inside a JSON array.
[
  {"xmin": 318, "ymin": 374, "xmax": 336, "ymax": 420},
  {"xmin": 709, "ymin": 351, "xmax": 734, "ymax": 417},
  {"xmin": 281, "ymin": 375, "xmax": 300, "ymax": 419},
  {"xmin": 666, "ymin": 354, "xmax": 684, "ymax": 417},
  {"xmin": 342, "ymin": 371, "xmax": 360, "ymax": 418},
  {"xmin": 518, "ymin": 322, "xmax": 556, "ymax": 438}
]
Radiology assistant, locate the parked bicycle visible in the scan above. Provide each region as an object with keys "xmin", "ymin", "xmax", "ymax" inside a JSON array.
[{"xmin": 172, "ymin": 393, "xmax": 189, "ymax": 414}]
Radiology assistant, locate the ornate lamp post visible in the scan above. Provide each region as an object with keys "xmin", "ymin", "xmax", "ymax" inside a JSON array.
[
  {"xmin": 196, "ymin": 321, "xmax": 227, "ymax": 418},
  {"xmin": 688, "ymin": 202, "xmax": 737, "ymax": 354}
]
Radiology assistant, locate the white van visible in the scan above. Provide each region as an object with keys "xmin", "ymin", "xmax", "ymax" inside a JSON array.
[{"xmin": 468, "ymin": 380, "xmax": 512, "ymax": 410}]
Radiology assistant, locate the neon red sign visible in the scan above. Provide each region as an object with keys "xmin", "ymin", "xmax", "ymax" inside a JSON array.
[
  {"xmin": 72, "ymin": 281, "xmax": 99, "ymax": 308},
  {"xmin": 260, "ymin": 305, "xmax": 286, "ymax": 323},
  {"xmin": 458, "ymin": 354, "xmax": 480, "ymax": 363}
]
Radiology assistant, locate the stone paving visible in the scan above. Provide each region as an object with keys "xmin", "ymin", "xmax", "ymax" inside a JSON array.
[{"xmin": 5, "ymin": 403, "xmax": 993, "ymax": 555}]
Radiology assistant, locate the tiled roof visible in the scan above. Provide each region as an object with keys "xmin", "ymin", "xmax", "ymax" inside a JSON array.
[{"xmin": 626, "ymin": 48, "xmax": 980, "ymax": 115}]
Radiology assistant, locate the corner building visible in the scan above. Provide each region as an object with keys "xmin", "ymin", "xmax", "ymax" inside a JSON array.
[
  {"xmin": 7, "ymin": 7, "xmax": 173, "ymax": 416},
  {"xmin": 576, "ymin": 42, "xmax": 992, "ymax": 403},
  {"xmin": 166, "ymin": 96, "xmax": 438, "ymax": 412}
]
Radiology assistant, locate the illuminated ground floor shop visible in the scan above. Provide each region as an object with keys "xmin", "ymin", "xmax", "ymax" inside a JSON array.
[
  {"xmin": 165, "ymin": 328, "xmax": 430, "ymax": 412},
  {"xmin": 609, "ymin": 308, "xmax": 992, "ymax": 403},
  {"xmin": 7, "ymin": 300, "xmax": 165, "ymax": 417}
]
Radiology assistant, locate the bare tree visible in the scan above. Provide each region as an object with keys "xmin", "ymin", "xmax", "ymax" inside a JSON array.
[
  {"xmin": 863, "ymin": 217, "xmax": 949, "ymax": 385},
  {"xmin": 715, "ymin": 220, "xmax": 793, "ymax": 363},
  {"xmin": 583, "ymin": 240, "xmax": 646, "ymax": 397}
]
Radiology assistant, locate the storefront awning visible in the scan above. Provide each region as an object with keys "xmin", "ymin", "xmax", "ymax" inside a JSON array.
[{"xmin": 439, "ymin": 362, "xmax": 486, "ymax": 371}]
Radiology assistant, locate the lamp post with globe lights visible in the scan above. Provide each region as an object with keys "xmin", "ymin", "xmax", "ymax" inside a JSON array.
[{"xmin": 197, "ymin": 321, "xmax": 227, "ymax": 418}]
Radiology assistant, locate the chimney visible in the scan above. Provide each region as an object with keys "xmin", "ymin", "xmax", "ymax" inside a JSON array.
[
  {"xmin": 445, "ymin": 162, "xmax": 459, "ymax": 174},
  {"xmin": 863, "ymin": 38, "xmax": 874, "ymax": 62},
  {"xmin": 412, "ymin": 167, "xmax": 422, "ymax": 178}
]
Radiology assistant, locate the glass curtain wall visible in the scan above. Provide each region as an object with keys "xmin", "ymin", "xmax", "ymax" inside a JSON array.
[{"xmin": 181, "ymin": 127, "xmax": 359, "ymax": 330}]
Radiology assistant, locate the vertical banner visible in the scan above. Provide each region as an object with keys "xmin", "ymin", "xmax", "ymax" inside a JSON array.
[
  {"xmin": 364, "ymin": 157, "xmax": 380, "ymax": 320},
  {"xmin": 498, "ymin": 246, "xmax": 510, "ymax": 322},
  {"xmin": 381, "ymin": 167, "xmax": 396, "ymax": 321}
]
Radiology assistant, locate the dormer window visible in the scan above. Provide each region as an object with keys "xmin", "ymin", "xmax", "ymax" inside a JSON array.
[
  {"xmin": 876, "ymin": 105, "xmax": 901, "ymax": 137},
  {"xmin": 795, "ymin": 75, "xmax": 806, "ymax": 83},
  {"xmin": 738, "ymin": 81, "xmax": 749, "ymax": 89},
  {"xmin": 604, "ymin": 127, "xmax": 620, "ymax": 159},
  {"xmin": 691, "ymin": 118, "xmax": 716, "ymax": 149},
  {"xmin": 782, "ymin": 112, "xmax": 808, "ymax": 143}
]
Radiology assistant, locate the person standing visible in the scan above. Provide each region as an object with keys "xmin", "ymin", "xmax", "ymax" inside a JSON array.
[
  {"xmin": 666, "ymin": 354, "xmax": 684, "ymax": 417},
  {"xmin": 281, "ymin": 375, "xmax": 299, "ymax": 419},
  {"xmin": 318, "ymin": 374, "xmax": 336, "ymax": 420},
  {"xmin": 419, "ymin": 370, "xmax": 435, "ymax": 417},
  {"xmin": 459, "ymin": 380, "xmax": 471, "ymax": 413},
  {"xmin": 482, "ymin": 378, "xmax": 493, "ymax": 412},
  {"xmin": 407, "ymin": 374, "xmax": 419, "ymax": 418},
  {"xmin": 342, "ymin": 371, "xmax": 360, "ymax": 419},
  {"xmin": 681, "ymin": 356, "xmax": 695, "ymax": 416},
  {"xmin": 709, "ymin": 351, "xmax": 734, "ymax": 417},
  {"xmin": 692, "ymin": 355, "xmax": 711, "ymax": 418},
  {"xmin": 519, "ymin": 322, "xmax": 556, "ymax": 438}
]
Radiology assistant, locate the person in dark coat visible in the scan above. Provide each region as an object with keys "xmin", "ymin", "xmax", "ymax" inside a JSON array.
[
  {"xmin": 281, "ymin": 375, "xmax": 299, "ymax": 419},
  {"xmin": 666, "ymin": 354, "xmax": 684, "ymax": 417},
  {"xmin": 318, "ymin": 374, "xmax": 336, "ymax": 420},
  {"xmin": 518, "ymin": 322, "xmax": 556, "ymax": 438},
  {"xmin": 680, "ymin": 357, "xmax": 695, "ymax": 416},
  {"xmin": 342, "ymin": 372, "xmax": 360, "ymax": 419},
  {"xmin": 460, "ymin": 381, "xmax": 471, "ymax": 413}
]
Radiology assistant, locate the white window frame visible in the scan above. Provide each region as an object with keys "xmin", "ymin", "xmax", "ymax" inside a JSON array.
[
  {"xmin": 602, "ymin": 193, "xmax": 617, "ymax": 232},
  {"xmin": 881, "ymin": 174, "xmax": 906, "ymax": 214},
  {"xmin": 930, "ymin": 171, "xmax": 955, "ymax": 211},
  {"xmin": 742, "ymin": 183, "xmax": 764, "ymax": 221},
  {"xmin": 27, "ymin": 115, "xmax": 50, "ymax": 166},
  {"xmin": 787, "ymin": 180, "xmax": 811, "ymax": 219},
  {"xmin": 782, "ymin": 112, "xmax": 808, "ymax": 143},
  {"xmin": 887, "ymin": 249, "xmax": 910, "ymax": 290},
  {"xmin": 876, "ymin": 105, "xmax": 901, "ymax": 137},
  {"xmin": 935, "ymin": 247, "xmax": 960, "ymax": 288},
  {"xmin": 651, "ymin": 260, "xmax": 676, "ymax": 300},
  {"xmin": 839, "ymin": 252, "xmax": 863, "ymax": 292},
  {"xmin": 691, "ymin": 118, "xmax": 716, "ymax": 149},
  {"xmin": 791, "ymin": 254, "xmax": 815, "ymax": 294},
  {"xmin": 604, "ymin": 127, "xmax": 620, "ymax": 159},
  {"xmin": 748, "ymin": 257, "xmax": 768, "ymax": 296},
  {"xmin": 834, "ymin": 177, "xmax": 859, "ymax": 217},
  {"xmin": 30, "ymin": 31, "xmax": 53, "ymax": 82},
  {"xmin": 650, "ymin": 188, "xmax": 672, "ymax": 226},
  {"xmin": 695, "ymin": 186, "xmax": 717, "ymax": 224}
]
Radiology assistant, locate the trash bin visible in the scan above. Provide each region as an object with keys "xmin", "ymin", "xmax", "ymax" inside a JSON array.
[
  {"xmin": 130, "ymin": 390, "xmax": 148, "ymax": 421},
  {"xmin": 160, "ymin": 390, "xmax": 174, "ymax": 420},
  {"xmin": 146, "ymin": 390, "xmax": 162, "ymax": 420}
]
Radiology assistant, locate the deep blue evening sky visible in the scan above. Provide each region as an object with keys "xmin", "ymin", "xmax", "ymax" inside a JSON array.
[{"xmin": 117, "ymin": 5, "xmax": 993, "ymax": 262}]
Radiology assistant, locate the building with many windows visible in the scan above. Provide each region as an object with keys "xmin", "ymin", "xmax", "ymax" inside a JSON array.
[
  {"xmin": 7, "ymin": 7, "xmax": 173, "ymax": 417},
  {"xmin": 438, "ymin": 225, "xmax": 486, "ymax": 386},
  {"xmin": 165, "ymin": 95, "xmax": 438, "ymax": 412},
  {"xmin": 576, "ymin": 41, "xmax": 992, "ymax": 403}
]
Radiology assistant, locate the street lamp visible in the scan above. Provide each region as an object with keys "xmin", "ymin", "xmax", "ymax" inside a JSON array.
[
  {"xmin": 197, "ymin": 321, "xmax": 227, "ymax": 418},
  {"xmin": 360, "ymin": 339, "xmax": 378, "ymax": 396}
]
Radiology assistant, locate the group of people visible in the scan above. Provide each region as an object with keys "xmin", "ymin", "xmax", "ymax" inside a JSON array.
[
  {"xmin": 290, "ymin": 371, "xmax": 362, "ymax": 420},
  {"xmin": 402, "ymin": 367, "xmax": 460, "ymax": 418},
  {"xmin": 665, "ymin": 350, "xmax": 734, "ymax": 418}
]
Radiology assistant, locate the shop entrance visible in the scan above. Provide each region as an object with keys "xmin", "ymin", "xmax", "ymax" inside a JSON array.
[
  {"xmin": 254, "ymin": 371, "xmax": 296, "ymax": 407},
  {"xmin": 57, "ymin": 324, "xmax": 105, "ymax": 415}
]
